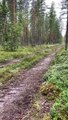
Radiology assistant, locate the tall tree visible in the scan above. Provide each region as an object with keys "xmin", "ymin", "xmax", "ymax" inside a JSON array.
[
  {"xmin": 1, "ymin": 0, "xmax": 7, "ymax": 45},
  {"xmin": 62, "ymin": 0, "xmax": 68, "ymax": 50},
  {"xmin": 31, "ymin": 0, "xmax": 45, "ymax": 45},
  {"xmin": 0, "ymin": 0, "xmax": 62, "ymax": 50},
  {"xmin": 17, "ymin": 0, "xmax": 30, "ymax": 45},
  {"xmin": 12, "ymin": 0, "xmax": 16, "ymax": 23},
  {"xmin": 31, "ymin": 0, "xmax": 36, "ymax": 45},
  {"xmin": 49, "ymin": 2, "xmax": 56, "ymax": 43},
  {"xmin": 7, "ymin": 0, "xmax": 16, "ymax": 23},
  {"xmin": 48, "ymin": 2, "xmax": 62, "ymax": 44}
]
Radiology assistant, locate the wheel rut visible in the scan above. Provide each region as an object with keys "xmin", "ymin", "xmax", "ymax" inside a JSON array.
[{"xmin": 0, "ymin": 49, "xmax": 60, "ymax": 120}]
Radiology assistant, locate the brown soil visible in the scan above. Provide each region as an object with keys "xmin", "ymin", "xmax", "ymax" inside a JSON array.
[{"xmin": 0, "ymin": 48, "xmax": 60, "ymax": 120}]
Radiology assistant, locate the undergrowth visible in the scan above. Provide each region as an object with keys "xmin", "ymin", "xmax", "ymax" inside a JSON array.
[
  {"xmin": 0, "ymin": 44, "xmax": 58, "ymax": 85},
  {"xmin": 42, "ymin": 50, "xmax": 68, "ymax": 120}
]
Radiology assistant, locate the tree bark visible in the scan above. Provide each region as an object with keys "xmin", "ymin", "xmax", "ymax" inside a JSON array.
[
  {"xmin": 2, "ymin": 0, "xmax": 7, "ymax": 42},
  {"xmin": 65, "ymin": 4, "xmax": 68, "ymax": 50},
  {"xmin": 12, "ymin": 0, "xmax": 16, "ymax": 23}
]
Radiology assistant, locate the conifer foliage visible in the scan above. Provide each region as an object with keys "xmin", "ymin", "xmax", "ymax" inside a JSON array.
[{"xmin": 0, "ymin": 0, "xmax": 62, "ymax": 51}]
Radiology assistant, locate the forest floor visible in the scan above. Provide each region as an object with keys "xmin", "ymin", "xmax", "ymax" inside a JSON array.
[
  {"xmin": 0, "ymin": 45, "xmax": 58, "ymax": 85},
  {"xmin": 0, "ymin": 47, "xmax": 61, "ymax": 120},
  {"xmin": 0, "ymin": 58, "xmax": 22, "ymax": 68}
]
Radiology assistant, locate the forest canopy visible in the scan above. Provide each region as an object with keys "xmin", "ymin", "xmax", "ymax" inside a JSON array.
[{"xmin": 0, "ymin": 0, "xmax": 62, "ymax": 51}]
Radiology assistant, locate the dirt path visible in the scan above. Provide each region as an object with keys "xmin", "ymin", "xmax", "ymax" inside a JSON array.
[
  {"xmin": 0, "ymin": 58, "xmax": 22, "ymax": 68},
  {"xmin": 0, "ymin": 49, "xmax": 60, "ymax": 120}
]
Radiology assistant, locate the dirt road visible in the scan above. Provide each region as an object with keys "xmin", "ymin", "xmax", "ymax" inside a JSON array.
[{"xmin": 0, "ymin": 49, "xmax": 60, "ymax": 120}]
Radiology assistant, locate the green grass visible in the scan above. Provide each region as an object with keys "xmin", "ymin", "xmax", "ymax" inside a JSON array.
[
  {"xmin": 43, "ymin": 50, "xmax": 68, "ymax": 120},
  {"xmin": 0, "ymin": 44, "xmax": 59, "ymax": 86},
  {"xmin": 0, "ymin": 45, "xmax": 57, "ymax": 63}
]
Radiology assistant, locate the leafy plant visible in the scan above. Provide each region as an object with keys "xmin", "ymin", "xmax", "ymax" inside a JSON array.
[{"xmin": 43, "ymin": 50, "xmax": 68, "ymax": 120}]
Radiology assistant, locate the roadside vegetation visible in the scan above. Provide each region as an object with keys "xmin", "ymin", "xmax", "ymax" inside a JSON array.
[
  {"xmin": 30, "ymin": 49, "xmax": 68, "ymax": 120},
  {"xmin": 0, "ymin": 44, "xmax": 58, "ymax": 86},
  {"xmin": 42, "ymin": 50, "xmax": 68, "ymax": 120}
]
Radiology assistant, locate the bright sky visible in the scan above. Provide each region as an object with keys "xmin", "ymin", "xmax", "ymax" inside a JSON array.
[{"xmin": 46, "ymin": 0, "xmax": 66, "ymax": 36}]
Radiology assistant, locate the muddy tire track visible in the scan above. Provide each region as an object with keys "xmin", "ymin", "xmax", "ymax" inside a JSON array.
[{"xmin": 0, "ymin": 48, "xmax": 61, "ymax": 120}]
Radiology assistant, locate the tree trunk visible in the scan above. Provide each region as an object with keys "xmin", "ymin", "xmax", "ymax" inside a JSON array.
[
  {"xmin": 12, "ymin": 0, "xmax": 16, "ymax": 23},
  {"xmin": 2, "ymin": 0, "xmax": 7, "ymax": 43},
  {"xmin": 31, "ymin": 0, "xmax": 36, "ymax": 46},
  {"xmin": 65, "ymin": 4, "xmax": 68, "ymax": 50}
]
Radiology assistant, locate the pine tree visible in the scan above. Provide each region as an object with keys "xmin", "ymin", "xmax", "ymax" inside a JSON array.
[
  {"xmin": 48, "ymin": 2, "xmax": 62, "ymax": 44},
  {"xmin": 31, "ymin": 0, "xmax": 45, "ymax": 45}
]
